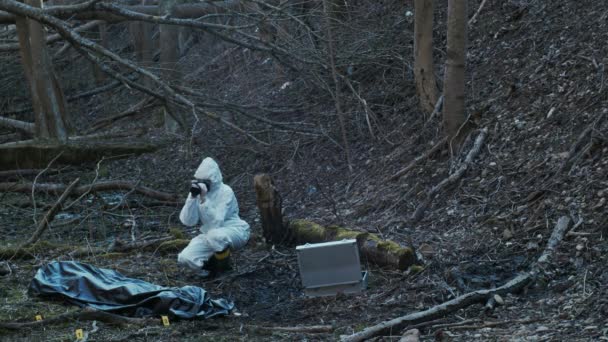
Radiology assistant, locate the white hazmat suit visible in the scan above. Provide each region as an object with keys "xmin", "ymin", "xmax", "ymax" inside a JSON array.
[{"xmin": 177, "ymin": 157, "xmax": 250, "ymax": 272}]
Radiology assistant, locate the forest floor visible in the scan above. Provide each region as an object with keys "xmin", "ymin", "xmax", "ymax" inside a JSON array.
[{"xmin": 1, "ymin": 0, "xmax": 608, "ymax": 341}]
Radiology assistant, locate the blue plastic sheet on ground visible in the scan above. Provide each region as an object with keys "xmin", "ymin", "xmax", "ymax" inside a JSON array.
[{"xmin": 28, "ymin": 261, "xmax": 234, "ymax": 319}]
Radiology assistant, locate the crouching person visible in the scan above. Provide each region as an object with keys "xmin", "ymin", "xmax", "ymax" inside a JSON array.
[{"xmin": 178, "ymin": 157, "xmax": 250, "ymax": 277}]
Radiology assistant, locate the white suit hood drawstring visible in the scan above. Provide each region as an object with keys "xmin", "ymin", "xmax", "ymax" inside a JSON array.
[{"xmin": 177, "ymin": 157, "xmax": 250, "ymax": 273}]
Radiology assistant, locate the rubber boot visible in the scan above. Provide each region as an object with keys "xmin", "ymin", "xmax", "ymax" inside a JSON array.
[{"xmin": 202, "ymin": 248, "xmax": 232, "ymax": 277}]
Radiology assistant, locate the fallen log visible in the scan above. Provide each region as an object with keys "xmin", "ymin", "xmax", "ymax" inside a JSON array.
[
  {"xmin": 0, "ymin": 181, "xmax": 179, "ymax": 202},
  {"xmin": 341, "ymin": 216, "xmax": 571, "ymax": 342},
  {"xmin": 0, "ymin": 140, "xmax": 159, "ymax": 170},
  {"xmin": 254, "ymin": 173, "xmax": 416, "ymax": 270},
  {"xmin": 290, "ymin": 220, "xmax": 416, "ymax": 270}
]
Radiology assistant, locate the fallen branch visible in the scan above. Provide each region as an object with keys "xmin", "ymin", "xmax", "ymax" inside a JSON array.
[
  {"xmin": 341, "ymin": 216, "xmax": 571, "ymax": 342},
  {"xmin": 0, "ymin": 181, "xmax": 179, "ymax": 202},
  {"xmin": 85, "ymin": 98, "xmax": 156, "ymax": 134},
  {"xmin": 389, "ymin": 137, "xmax": 447, "ymax": 181},
  {"xmin": 249, "ymin": 325, "xmax": 334, "ymax": 334},
  {"xmin": 0, "ymin": 308, "xmax": 150, "ymax": 330},
  {"xmin": 0, "ymin": 168, "xmax": 62, "ymax": 180},
  {"xmin": 0, "ymin": 19, "xmax": 102, "ymax": 52},
  {"xmin": 66, "ymin": 78, "xmax": 122, "ymax": 102},
  {"xmin": 0, "ymin": 115, "xmax": 34, "ymax": 134},
  {"xmin": 21, "ymin": 177, "xmax": 80, "ymax": 248},
  {"xmin": 411, "ymin": 128, "xmax": 487, "ymax": 222}
]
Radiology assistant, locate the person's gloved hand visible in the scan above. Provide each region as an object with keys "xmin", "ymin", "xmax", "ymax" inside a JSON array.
[{"xmin": 190, "ymin": 182, "xmax": 202, "ymax": 197}]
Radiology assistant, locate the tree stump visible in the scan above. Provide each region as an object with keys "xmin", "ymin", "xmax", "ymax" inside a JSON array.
[{"xmin": 253, "ymin": 174, "xmax": 287, "ymax": 244}]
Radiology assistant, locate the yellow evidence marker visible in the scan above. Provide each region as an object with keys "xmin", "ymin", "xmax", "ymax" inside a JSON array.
[
  {"xmin": 75, "ymin": 329, "xmax": 84, "ymax": 340},
  {"xmin": 35, "ymin": 315, "xmax": 43, "ymax": 321},
  {"xmin": 161, "ymin": 315, "xmax": 170, "ymax": 327}
]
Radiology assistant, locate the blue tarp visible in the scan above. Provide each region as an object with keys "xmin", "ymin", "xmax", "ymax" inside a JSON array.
[{"xmin": 28, "ymin": 261, "xmax": 234, "ymax": 319}]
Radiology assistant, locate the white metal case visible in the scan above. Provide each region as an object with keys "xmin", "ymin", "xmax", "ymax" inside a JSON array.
[{"xmin": 296, "ymin": 239, "xmax": 368, "ymax": 297}]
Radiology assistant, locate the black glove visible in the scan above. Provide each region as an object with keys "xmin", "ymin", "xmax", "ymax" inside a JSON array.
[{"xmin": 190, "ymin": 183, "xmax": 202, "ymax": 197}]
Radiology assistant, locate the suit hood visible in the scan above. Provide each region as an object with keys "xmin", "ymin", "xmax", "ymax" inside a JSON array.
[{"xmin": 194, "ymin": 157, "xmax": 223, "ymax": 186}]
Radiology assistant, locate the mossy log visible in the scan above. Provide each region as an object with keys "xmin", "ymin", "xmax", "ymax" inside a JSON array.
[
  {"xmin": 289, "ymin": 220, "xmax": 415, "ymax": 270},
  {"xmin": 0, "ymin": 140, "xmax": 159, "ymax": 170},
  {"xmin": 253, "ymin": 173, "xmax": 416, "ymax": 270}
]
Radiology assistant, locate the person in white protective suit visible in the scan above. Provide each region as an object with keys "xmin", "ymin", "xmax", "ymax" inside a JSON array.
[{"xmin": 177, "ymin": 157, "xmax": 250, "ymax": 276}]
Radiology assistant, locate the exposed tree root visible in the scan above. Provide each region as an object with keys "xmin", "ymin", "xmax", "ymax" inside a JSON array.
[
  {"xmin": 341, "ymin": 216, "xmax": 571, "ymax": 342},
  {"xmin": 411, "ymin": 128, "xmax": 487, "ymax": 222}
]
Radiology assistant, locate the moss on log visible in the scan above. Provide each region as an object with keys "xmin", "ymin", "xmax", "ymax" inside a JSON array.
[
  {"xmin": 288, "ymin": 219, "xmax": 416, "ymax": 270},
  {"xmin": 0, "ymin": 140, "xmax": 159, "ymax": 170}
]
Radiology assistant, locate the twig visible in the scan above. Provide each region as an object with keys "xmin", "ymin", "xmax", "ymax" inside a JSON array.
[
  {"xmin": 31, "ymin": 152, "xmax": 64, "ymax": 227},
  {"xmin": 468, "ymin": 0, "xmax": 488, "ymax": 27},
  {"xmin": 341, "ymin": 216, "xmax": 570, "ymax": 342},
  {"xmin": 411, "ymin": 128, "xmax": 487, "ymax": 222}
]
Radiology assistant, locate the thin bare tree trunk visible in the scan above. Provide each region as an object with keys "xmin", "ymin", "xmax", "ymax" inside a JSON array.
[
  {"xmin": 414, "ymin": 0, "xmax": 437, "ymax": 114},
  {"xmin": 322, "ymin": 0, "xmax": 352, "ymax": 171},
  {"xmin": 92, "ymin": 23, "xmax": 107, "ymax": 84},
  {"xmin": 15, "ymin": 0, "xmax": 71, "ymax": 141},
  {"xmin": 159, "ymin": 0, "xmax": 182, "ymax": 133},
  {"xmin": 442, "ymin": 0, "xmax": 467, "ymax": 141}
]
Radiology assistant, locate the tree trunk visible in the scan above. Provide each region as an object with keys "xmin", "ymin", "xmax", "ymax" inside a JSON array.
[
  {"xmin": 442, "ymin": 0, "xmax": 467, "ymax": 141},
  {"xmin": 414, "ymin": 0, "xmax": 437, "ymax": 114},
  {"xmin": 15, "ymin": 0, "xmax": 72, "ymax": 141},
  {"xmin": 159, "ymin": 0, "xmax": 181, "ymax": 133}
]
